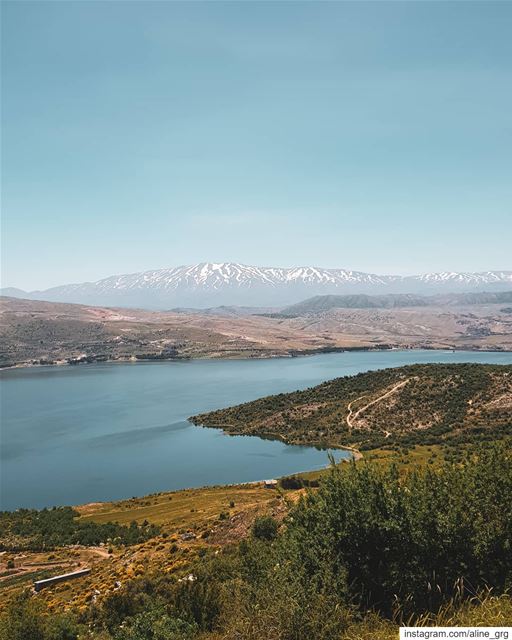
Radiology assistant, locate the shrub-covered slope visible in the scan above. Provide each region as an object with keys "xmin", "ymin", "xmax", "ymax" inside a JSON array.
[{"xmin": 191, "ymin": 363, "xmax": 512, "ymax": 450}]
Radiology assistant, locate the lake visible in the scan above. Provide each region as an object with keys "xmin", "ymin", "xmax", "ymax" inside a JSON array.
[{"xmin": 1, "ymin": 349, "xmax": 511, "ymax": 510}]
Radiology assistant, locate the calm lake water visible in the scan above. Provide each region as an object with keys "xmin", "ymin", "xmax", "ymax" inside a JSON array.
[{"xmin": 1, "ymin": 350, "xmax": 511, "ymax": 510}]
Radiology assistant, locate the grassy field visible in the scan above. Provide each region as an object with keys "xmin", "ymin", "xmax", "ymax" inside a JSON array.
[
  {"xmin": 78, "ymin": 484, "xmax": 280, "ymax": 528},
  {"xmin": 0, "ymin": 483, "xmax": 287, "ymax": 612}
]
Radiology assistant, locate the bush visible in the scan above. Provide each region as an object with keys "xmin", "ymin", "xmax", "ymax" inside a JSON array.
[
  {"xmin": 113, "ymin": 606, "xmax": 197, "ymax": 640},
  {"xmin": 252, "ymin": 516, "xmax": 278, "ymax": 541},
  {"xmin": 0, "ymin": 593, "xmax": 81, "ymax": 640},
  {"xmin": 283, "ymin": 442, "xmax": 512, "ymax": 617}
]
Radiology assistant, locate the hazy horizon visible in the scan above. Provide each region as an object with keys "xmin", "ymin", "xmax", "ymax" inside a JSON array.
[{"xmin": 2, "ymin": 1, "xmax": 511, "ymax": 290}]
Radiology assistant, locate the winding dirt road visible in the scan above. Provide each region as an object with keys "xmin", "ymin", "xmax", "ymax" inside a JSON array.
[{"xmin": 346, "ymin": 378, "xmax": 412, "ymax": 432}]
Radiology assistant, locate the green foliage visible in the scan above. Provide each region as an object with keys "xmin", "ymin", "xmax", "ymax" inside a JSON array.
[
  {"xmin": 171, "ymin": 537, "xmax": 351, "ymax": 640},
  {"xmin": 251, "ymin": 515, "xmax": 278, "ymax": 541},
  {"xmin": 0, "ymin": 506, "xmax": 160, "ymax": 551},
  {"xmin": 191, "ymin": 363, "xmax": 512, "ymax": 451},
  {"xmin": 280, "ymin": 475, "xmax": 319, "ymax": 489},
  {"xmin": 0, "ymin": 592, "xmax": 81, "ymax": 640},
  {"xmin": 281, "ymin": 443, "xmax": 512, "ymax": 617},
  {"xmin": 113, "ymin": 606, "xmax": 197, "ymax": 640}
]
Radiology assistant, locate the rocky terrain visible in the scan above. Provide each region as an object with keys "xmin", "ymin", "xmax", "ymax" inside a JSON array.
[{"xmin": 1, "ymin": 295, "xmax": 512, "ymax": 368}]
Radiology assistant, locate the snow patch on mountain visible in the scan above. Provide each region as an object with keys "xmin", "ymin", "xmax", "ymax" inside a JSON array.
[{"xmin": 5, "ymin": 263, "xmax": 512, "ymax": 309}]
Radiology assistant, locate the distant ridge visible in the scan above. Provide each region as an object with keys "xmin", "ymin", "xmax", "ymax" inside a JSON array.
[
  {"xmin": 278, "ymin": 291, "xmax": 512, "ymax": 316},
  {"xmin": 2, "ymin": 263, "xmax": 512, "ymax": 309},
  {"xmin": 0, "ymin": 287, "xmax": 29, "ymax": 298}
]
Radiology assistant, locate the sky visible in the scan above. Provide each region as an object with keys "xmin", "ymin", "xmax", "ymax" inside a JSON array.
[{"xmin": 1, "ymin": 1, "xmax": 511, "ymax": 291}]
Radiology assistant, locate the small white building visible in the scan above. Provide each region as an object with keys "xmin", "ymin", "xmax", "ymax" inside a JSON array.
[{"xmin": 264, "ymin": 479, "xmax": 278, "ymax": 489}]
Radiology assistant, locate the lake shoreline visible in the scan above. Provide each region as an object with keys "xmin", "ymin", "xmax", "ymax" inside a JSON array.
[
  {"xmin": 2, "ymin": 343, "xmax": 510, "ymax": 373},
  {"xmin": 192, "ymin": 421, "xmax": 363, "ymax": 461},
  {"xmin": 4, "ymin": 350, "xmax": 511, "ymax": 510}
]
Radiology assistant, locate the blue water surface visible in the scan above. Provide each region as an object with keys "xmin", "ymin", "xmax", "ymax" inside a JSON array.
[{"xmin": 1, "ymin": 350, "xmax": 511, "ymax": 509}]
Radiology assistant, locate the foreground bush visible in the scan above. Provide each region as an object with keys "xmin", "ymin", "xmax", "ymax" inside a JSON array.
[
  {"xmin": 0, "ymin": 593, "xmax": 81, "ymax": 640},
  {"xmin": 2, "ymin": 443, "xmax": 510, "ymax": 639},
  {"xmin": 113, "ymin": 606, "xmax": 197, "ymax": 640},
  {"xmin": 281, "ymin": 442, "xmax": 512, "ymax": 617},
  {"xmin": 251, "ymin": 515, "xmax": 278, "ymax": 541}
]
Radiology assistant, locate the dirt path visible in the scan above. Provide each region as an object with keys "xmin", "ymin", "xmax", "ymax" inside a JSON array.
[
  {"xmin": 346, "ymin": 378, "xmax": 411, "ymax": 432},
  {"xmin": 87, "ymin": 546, "xmax": 111, "ymax": 559},
  {"xmin": 0, "ymin": 545, "xmax": 110, "ymax": 587}
]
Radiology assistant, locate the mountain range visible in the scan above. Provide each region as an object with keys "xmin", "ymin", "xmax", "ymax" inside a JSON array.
[
  {"xmin": 2, "ymin": 263, "xmax": 512, "ymax": 309},
  {"xmin": 278, "ymin": 291, "xmax": 512, "ymax": 316}
]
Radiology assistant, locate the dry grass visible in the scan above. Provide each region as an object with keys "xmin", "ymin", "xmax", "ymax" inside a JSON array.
[
  {"xmin": 341, "ymin": 592, "xmax": 512, "ymax": 639},
  {"xmin": 78, "ymin": 484, "xmax": 279, "ymax": 529}
]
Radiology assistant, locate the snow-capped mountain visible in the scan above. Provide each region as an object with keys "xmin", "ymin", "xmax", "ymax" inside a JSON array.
[
  {"xmin": 3, "ymin": 263, "xmax": 512, "ymax": 309},
  {"xmin": 412, "ymin": 271, "xmax": 512, "ymax": 286}
]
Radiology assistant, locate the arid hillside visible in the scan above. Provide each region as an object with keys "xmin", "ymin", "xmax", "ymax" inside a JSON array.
[
  {"xmin": 1, "ymin": 295, "xmax": 512, "ymax": 368},
  {"xmin": 0, "ymin": 296, "xmax": 323, "ymax": 367},
  {"xmin": 282, "ymin": 304, "xmax": 512, "ymax": 351}
]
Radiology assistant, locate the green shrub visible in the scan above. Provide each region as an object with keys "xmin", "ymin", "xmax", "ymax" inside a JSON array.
[
  {"xmin": 113, "ymin": 606, "xmax": 197, "ymax": 640},
  {"xmin": 0, "ymin": 593, "xmax": 81, "ymax": 640},
  {"xmin": 251, "ymin": 516, "xmax": 278, "ymax": 541}
]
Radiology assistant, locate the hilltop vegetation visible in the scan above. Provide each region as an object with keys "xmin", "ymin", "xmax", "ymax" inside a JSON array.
[{"xmin": 191, "ymin": 363, "xmax": 512, "ymax": 450}]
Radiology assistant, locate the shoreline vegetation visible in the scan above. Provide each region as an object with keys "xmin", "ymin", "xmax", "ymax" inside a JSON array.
[
  {"xmin": 193, "ymin": 422, "xmax": 364, "ymax": 462},
  {"xmin": 190, "ymin": 362, "xmax": 512, "ymax": 452},
  {"xmin": 1, "ymin": 343, "xmax": 511, "ymax": 373}
]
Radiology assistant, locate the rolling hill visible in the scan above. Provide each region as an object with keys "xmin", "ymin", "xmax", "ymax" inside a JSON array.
[
  {"xmin": 279, "ymin": 291, "xmax": 512, "ymax": 316},
  {"xmin": 190, "ymin": 363, "xmax": 512, "ymax": 451},
  {"xmin": 2, "ymin": 294, "xmax": 512, "ymax": 368}
]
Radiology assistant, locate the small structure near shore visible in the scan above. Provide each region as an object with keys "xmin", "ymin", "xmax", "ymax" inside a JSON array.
[
  {"xmin": 34, "ymin": 568, "xmax": 91, "ymax": 592},
  {"xmin": 264, "ymin": 479, "xmax": 278, "ymax": 489}
]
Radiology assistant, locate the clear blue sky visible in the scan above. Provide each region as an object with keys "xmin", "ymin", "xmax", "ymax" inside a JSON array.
[{"xmin": 1, "ymin": 1, "xmax": 511, "ymax": 290}]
